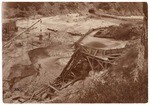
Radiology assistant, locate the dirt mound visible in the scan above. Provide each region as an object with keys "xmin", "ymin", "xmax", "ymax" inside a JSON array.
[{"xmin": 94, "ymin": 23, "xmax": 143, "ymax": 40}]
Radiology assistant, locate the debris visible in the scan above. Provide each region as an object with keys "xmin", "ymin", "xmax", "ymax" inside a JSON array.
[
  {"xmin": 48, "ymin": 83, "xmax": 60, "ymax": 93},
  {"xmin": 60, "ymin": 76, "xmax": 83, "ymax": 90},
  {"xmin": 47, "ymin": 28, "xmax": 58, "ymax": 32},
  {"xmin": 67, "ymin": 32, "xmax": 83, "ymax": 36}
]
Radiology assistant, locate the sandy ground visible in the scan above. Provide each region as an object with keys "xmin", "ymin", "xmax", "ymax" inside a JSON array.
[
  {"xmin": 16, "ymin": 13, "xmax": 124, "ymax": 35},
  {"xmin": 3, "ymin": 13, "xmax": 131, "ymax": 102}
]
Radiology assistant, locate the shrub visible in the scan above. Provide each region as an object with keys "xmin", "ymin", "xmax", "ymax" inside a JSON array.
[{"xmin": 76, "ymin": 46, "xmax": 147, "ymax": 103}]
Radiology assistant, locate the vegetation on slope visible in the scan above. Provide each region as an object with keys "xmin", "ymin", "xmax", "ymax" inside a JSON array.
[
  {"xmin": 2, "ymin": 2, "xmax": 143, "ymax": 18},
  {"xmin": 77, "ymin": 43, "xmax": 147, "ymax": 103},
  {"xmin": 50, "ymin": 41, "xmax": 147, "ymax": 103}
]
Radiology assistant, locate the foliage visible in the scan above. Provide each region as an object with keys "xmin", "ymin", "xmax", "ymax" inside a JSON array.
[
  {"xmin": 76, "ymin": 45, "xmax": 147, "ymax": 103},
  {"xmin": 2, "ymin": 2, "xmax": 143, "ymax": 18}
]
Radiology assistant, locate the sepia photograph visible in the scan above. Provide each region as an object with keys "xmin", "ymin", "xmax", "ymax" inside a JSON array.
[{"xmin": 2, "ymin": 1, "xmax": 148, "ymax": 103}]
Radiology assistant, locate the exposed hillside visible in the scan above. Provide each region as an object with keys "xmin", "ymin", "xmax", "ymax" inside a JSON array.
[
  {"xmin": 2, "ymin": 2, "xmax": 147, "ymax": 103},
  {"xmin": 2, "ymin": 2, "xmax": 144, "ymax": 18}
]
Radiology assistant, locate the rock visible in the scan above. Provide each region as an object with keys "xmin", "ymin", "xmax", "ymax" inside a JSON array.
[
  {"xmin": 4, "ymin": 92, "xmax": 12, "ymax": 99},
  {"xmin": 11, "ymin": 93, "xmax": 21, "ymax": 100},
  {"xmin": 7, "ymin": 64, "xmax": 37, "ymax": 89},
  {"xmin": 18, "ymin": 98, "xmax": 25, "ymax": 103},
  {"xmin": 3, "ymin": 82, "xmax": 10, "ymax": 92},
  {"xmin": 3, "ymin": 97, "xmax": 13, "ymax": 103},
  {"xmin": 13, "ymin": 100, "xmax": 20, "ymax": 103},
  {"xmin": 41, "ymin": 93, "xmax": 48, "ymax": 100}
]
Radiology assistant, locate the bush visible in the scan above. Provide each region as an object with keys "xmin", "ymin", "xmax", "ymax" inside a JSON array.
[
  {"xmin": 76, "ymin": 46, "xmax": 147, "ymax": 103},
  {"xmin": 88, "ymin": 8, "xmax": 95, "ymax": 14}
]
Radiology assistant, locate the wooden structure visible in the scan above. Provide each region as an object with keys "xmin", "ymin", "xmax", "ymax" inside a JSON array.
[{"xmin": 52, "ymin": 31, "xmax": 127, "ymax": 90}]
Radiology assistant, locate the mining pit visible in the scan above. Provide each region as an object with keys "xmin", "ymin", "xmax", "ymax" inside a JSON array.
[{"xmin": 3, "ymin": 13, "xmax": 144, "ymax": 103}]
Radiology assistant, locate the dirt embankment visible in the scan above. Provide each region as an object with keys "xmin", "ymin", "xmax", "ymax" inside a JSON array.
[{"xmin": 47, "ymin": 40, "xmax": 147, "ymax": 103}]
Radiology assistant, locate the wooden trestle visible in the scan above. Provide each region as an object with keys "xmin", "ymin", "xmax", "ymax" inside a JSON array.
[{"xmin": 51, "ymin": 43, "xmax": 126, "ymax": 90}]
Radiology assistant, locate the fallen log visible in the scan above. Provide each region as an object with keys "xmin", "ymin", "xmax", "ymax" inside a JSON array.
[{"xmin": 47, "ymin": 28, "xmax": 58, "ymax": 32}]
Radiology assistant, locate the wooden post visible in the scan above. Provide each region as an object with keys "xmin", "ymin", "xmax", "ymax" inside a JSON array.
[
  {"xmin": 98, "ymin": 61, "xmax": 105, "ymax": 69},
  {"xmin": 86, "ymin": 56, "xmax": 94, "ymax": 71},
  {"xmin": 59, "ymin": 48, "xmax": 79, "ymax": 77}
]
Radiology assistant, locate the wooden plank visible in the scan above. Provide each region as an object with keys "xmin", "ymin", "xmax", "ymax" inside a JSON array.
[
  {"xmin": 82, "ymin": 46, "xmax": 88, "ymax": 53},
  {"xmin": 106, "ymin": 53, "xmax": 122, "ymax": 56},
  {"xmin": 81, "ymin": 51, "xmax": 105, "ymax": 62},
  {"xmin": 74, "ymin": 29, "xmax": 94, "ymax": 45},
  {"xmin": 94, "ymin": 49, "xmax": 98, "ymax": 56},
  {"xmin": 106, "ymin": 56, "xmax": 119, "ymax": 59},
  {"xmin": 59, "ymin": 57, "xmax": 74, "ymax": 77},
  {"xmin": 89, "ymin": 47, "xmax": 92, "ymax": 54},
  {"xmin": 62, "ymin": 54, "xmax": 81, "ymax": 78},
  {"xmin": 94, "ymin": 62, "xmax": 100, "ymax": 70},
  {"xmin": 70, "ymin": 71, "xmax": 76, "ymax": 78},
  {"xmin": 48, "ymin": 83, "xmax": 60, "ymax": 93},
  {"xmin": 98, "ymin": 61, "xmax": 105, "ymax": 69},
  {"xmin": 59, "ymin": 48, "xmax": 79, "ymax": 77},
  {"xmin": 86, "ymin": 56, "xmax": 94, "ymax": 71},
  {"xmin": 81, "ymin": 51, "xmax": 116, "ymax": 64},
  {"xmin": 60, "ymin": 76, "xmax": 83, "ymax": 90}
]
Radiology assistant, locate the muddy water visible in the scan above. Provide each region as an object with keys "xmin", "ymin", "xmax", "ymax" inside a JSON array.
[{"xmin": 85, "ymin": 41, "xmax": 106, "ymax": 49}]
